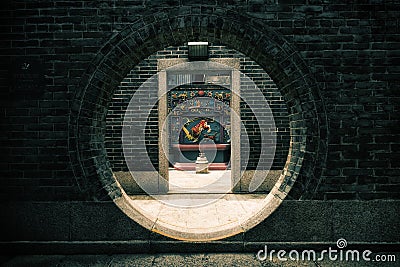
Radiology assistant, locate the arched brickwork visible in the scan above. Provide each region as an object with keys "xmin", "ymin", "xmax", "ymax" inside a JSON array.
[{"xmin": 69, "ymin": 6, "xmax": 328, "ymax": 201}]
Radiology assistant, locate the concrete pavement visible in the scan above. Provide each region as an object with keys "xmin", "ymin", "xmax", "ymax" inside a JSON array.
[{"xmin": 1, "ymin": 253, "xmax": 399, "ymax": 267}]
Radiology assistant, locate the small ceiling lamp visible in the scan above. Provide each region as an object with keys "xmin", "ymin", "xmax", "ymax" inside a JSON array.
[{"xmin": 188, "ymin": 41, "xmax": 209, "ymax": 61}]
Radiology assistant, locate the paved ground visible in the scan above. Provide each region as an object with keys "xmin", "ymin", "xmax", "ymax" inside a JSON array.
[
  {"xmin": 126, "ymin": 170, "xmax": 281, "ymax": 240},
  {"xmin": 1, "ymin": 253, "xmax": 399, "ymax": 267},
  {"xmin": 169, "ymin": 170, "xmax": 232, "ymax": 193},
  {"xmin": 128, "ymin": 193, "xmax": 267, "ymax": 238}
]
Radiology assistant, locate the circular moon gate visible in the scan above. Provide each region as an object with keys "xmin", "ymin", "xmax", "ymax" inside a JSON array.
[{"xmin": 68, "ymin": 7, "xmax": 327, "ymax": 241}]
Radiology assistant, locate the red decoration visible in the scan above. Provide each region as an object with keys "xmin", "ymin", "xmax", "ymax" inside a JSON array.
[{"xmin": 198, "ymin": 90, "xmax": 205, "ymax": 96}]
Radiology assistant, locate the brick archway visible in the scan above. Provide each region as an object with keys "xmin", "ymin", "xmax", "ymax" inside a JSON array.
[{"xmin": 69, "ymin": 6, "xmax": 327, "ymax": 203}]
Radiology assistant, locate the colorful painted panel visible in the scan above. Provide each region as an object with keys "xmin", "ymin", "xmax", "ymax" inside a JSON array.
[
  {"xmin": 168, "ymin": 86, "xmax": 231, "ymax": 144},
  {"xmin": 168, "ymin": 88, "xmax": 231, "ymax": 113},
  {"xmin": 178, "ymin": 117, "xmax": 230, "ymax": 144}
]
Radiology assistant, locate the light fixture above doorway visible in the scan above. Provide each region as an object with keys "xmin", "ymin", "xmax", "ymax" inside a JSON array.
[{"xmin": 188, "ymin": 41, "xmax": 209, "ymax": 61}]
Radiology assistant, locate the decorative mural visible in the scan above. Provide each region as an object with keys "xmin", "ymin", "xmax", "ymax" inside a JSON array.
[
  {"xmin": 179, "ymin": 118, "xmax": 230, "ymax": 144},
  {"xmin": 167, "ymin": 85, "xmax": 231, "ymax": 145}
]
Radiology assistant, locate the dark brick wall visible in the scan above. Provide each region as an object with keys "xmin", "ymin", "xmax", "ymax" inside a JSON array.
[
  {"xmin": 1, "ymin": 0, "xmax": 399, "ymax": 201},
  {"xmin": 105, "ymin": 44, "xmax": 290, "ymax": 172}
]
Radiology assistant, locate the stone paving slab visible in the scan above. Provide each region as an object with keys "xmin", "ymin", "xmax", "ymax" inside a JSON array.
[
  {"xmin": 128, "ymin": 193, "xmax": 268, "ymax": 240},
  {"xmin": 169, "ymin": 170, "xmax": 231, "ymax": 193},
  {"xmin": 1, "ymin": 253, "xmax": 399, "ymax": 267}
]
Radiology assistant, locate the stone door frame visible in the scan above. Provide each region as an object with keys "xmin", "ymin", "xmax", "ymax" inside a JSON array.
[{"xmin": 157, "ymin": 58, "xmax": 241, "ymax": 193}]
